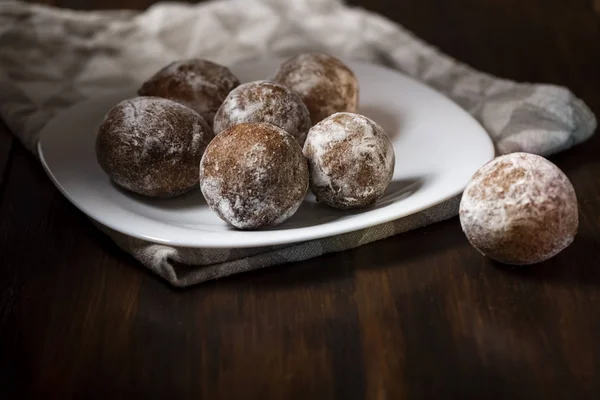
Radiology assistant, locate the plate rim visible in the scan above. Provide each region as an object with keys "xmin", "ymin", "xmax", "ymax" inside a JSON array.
[{"xmin": 38, "ymin": 59, "xmax": 495, "ymax": 248}]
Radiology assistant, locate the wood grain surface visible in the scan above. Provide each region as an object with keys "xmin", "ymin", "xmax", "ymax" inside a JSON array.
[{"xmin": 2, "ymin": 0, "xmax": 600, "ymax": 398}]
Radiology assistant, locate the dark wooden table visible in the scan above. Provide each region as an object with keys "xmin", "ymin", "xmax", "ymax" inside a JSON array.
[{"xmin": 2, "ymin": 0, "xmax": 600, "ymax": 398}]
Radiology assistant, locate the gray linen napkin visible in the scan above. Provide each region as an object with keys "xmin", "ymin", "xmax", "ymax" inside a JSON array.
[{"xmin": 0, "ymin": 0, "xmax": 595, "ymax": 286}]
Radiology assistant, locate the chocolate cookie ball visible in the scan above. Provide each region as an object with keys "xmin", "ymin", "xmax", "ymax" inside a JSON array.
[
  {"xmin": 303, "ymin": 112, "xmax": 395, "ymax": 209},
  {"xmin": 213, "ymin": 80, "xmax": 311, "ymax": 146},
  {"xmin": 200, "ymin": 122, "xmax": 309, "ymax": 229},
  {"xmin": 138, "ymin": 59, "xmax": 240, "ymax": 125},
  {"xmin": 460, "ymin": 153, "xmax": 578, "ymax": 265},
  {"xmin": 96, "ymin": 97, "xmax": 212, "ymax": 197},
  {"xmin": 273, "ymin": 53, "xmax": 359, "ymax": 124}
]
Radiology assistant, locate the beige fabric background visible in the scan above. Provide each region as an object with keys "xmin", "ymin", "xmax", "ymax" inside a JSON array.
[{"xmin": 0, "ymin": 0, "xmax": 596, "ymax": 286}]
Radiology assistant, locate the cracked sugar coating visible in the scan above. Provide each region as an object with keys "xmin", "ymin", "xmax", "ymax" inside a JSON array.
[
  {"xmin": 138, "ymin": 59, "xmax": 240, "ymax": 125},
  {"xmin": 200, "ymin": 122, "xmax": 309, "ymax": 229},
  {"xmin": 459, "ymin": 153, "xmax": 578, "ymax": 265},
  {"xmin": 213, "ymin": 80, "xmax": 311, "ymax": 146},
  {"xmin": 273, "ymin": 53, "xmax": 359, "ymax": 125},
  {"xmin": 303, "ymin": 112, "xmax": 395, "ymax": 209},
  {"xmin": 96, "ymin": 96, "xmax": 212, "ymax": 198}
]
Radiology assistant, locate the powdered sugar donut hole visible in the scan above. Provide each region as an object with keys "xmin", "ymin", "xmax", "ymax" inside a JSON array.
[
  {"xmin": 200, "ymin": 122, "xmax": 309, "ymax": 229},
  {"xmin": 96, "ymin": 96, "xmax": 212, "ymax": 198},
  {"xmin": 213, "ymin": 80, "xmax": 311, "ymax": 146},
  {"xmin": 303, "ymin": 112, "xmax": 395, "ymax": 209},
  {"xmin": 273, "ymin": 53, "xmax": 359, "ymax": 125},
  {"xmin": 459, "ymin": 153, "xmax": 578, "ymax": 265},
  {"xmin": 138, "ymin": 59, "xmax": 240, "ymax": 126}
]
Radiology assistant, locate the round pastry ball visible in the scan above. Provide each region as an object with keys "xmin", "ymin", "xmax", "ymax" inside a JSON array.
[
  {"xmin": 273, "ymin": 53, "xmax": 359, "ymax": 125},
  {"xmin": 459, "ymin": 153, "xmax": 578, "ymax": 265},
  {"xmin": 213, "ymin": 80, "xmax": 311, "ymax": 146},
  {"xmin": 138, "ymin": 59, "xmax": 240, "ymax": 125},
  {"xmin": 200, "ymin": 122, "xmax": 309, "ymax": 229},
  {"xmin": 303, "ymin": 112, "xmax": 395, "ymax": 209},
  {"xmin": 96, "ymin": 96, "xmax": 212, "ymax": 197}
]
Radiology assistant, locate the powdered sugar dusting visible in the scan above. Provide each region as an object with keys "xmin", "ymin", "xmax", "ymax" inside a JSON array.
[
  {"xmin": 110, "ymin": 97, "xmax": 207, "ymax": 158},
  {"xmin": 273, "ymin": 53, "xmax": 359, "ymax": 124},
  {"xmin": 273, "ymin": 55, "xmax": 327, "ymax": 95},
  {"xmin": 303, "ymin": 112, "xmax": 395, "ymax": 209},
  {"xmin": 459, "ymin": 152, "xmax": 578, "ymax": 264},
  {"xmin": 138, "ymin": 59, "xmax": 240, "ymax": 125},
  {"xmin": 213, "ymin": 80, "xmax": 311, "ymax": 145},
  {"xmin": 96, "ymin": 96, "xmax": 212, "ymax": 197},
  {"xmin": 199, "ymin": 123, "xmax": 309, "ymax": 229}
]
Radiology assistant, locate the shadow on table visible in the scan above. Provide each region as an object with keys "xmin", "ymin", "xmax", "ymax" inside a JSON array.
[
  {"xmin": 493, "ymin": 234, "xmax": 600, "ymax": 285},
  {"xmin": 229, "ymin": 217, "xmax": 465, "ymax": 290}
]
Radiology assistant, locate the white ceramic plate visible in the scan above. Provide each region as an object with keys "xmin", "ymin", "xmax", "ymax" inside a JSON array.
[{"xmin": 38, "ymin": 59, "xmax": 494, "ymax": 248}]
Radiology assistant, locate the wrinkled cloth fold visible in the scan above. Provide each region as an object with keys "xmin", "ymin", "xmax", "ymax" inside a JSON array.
[{"xmin": 0, "ymin": 0, "xmax": 595, "ymax": 286}]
